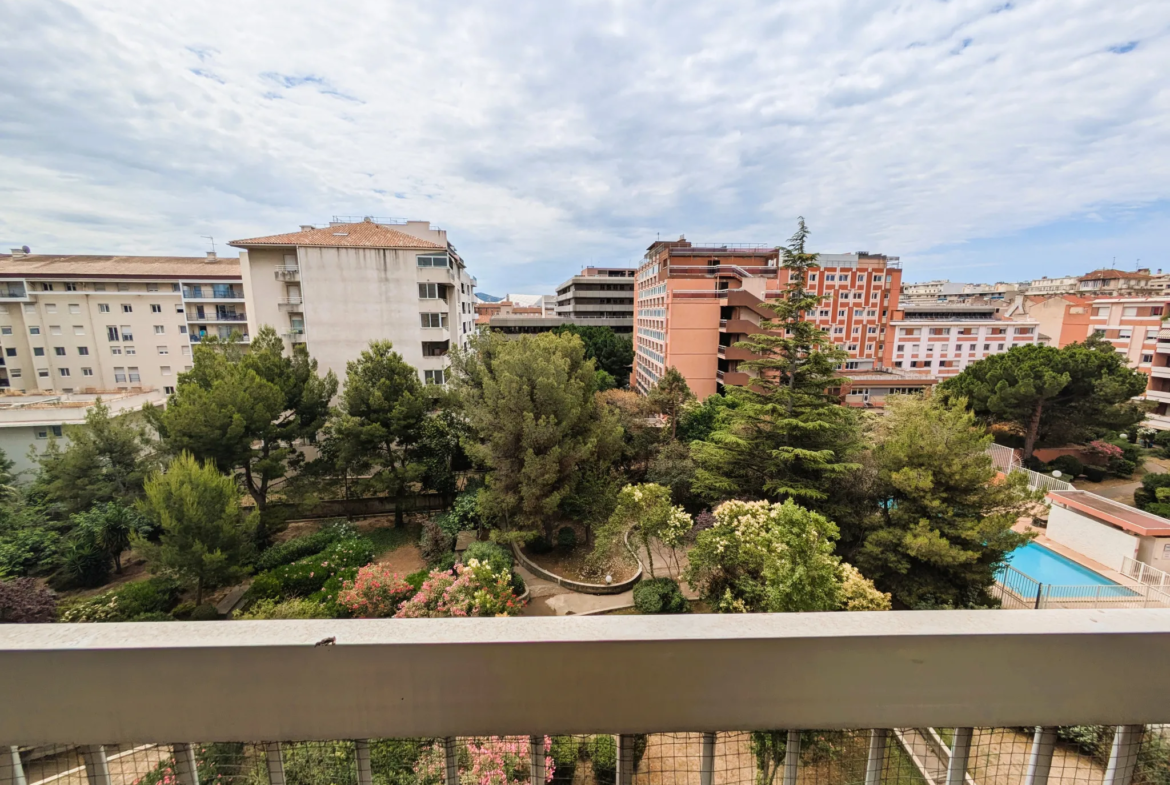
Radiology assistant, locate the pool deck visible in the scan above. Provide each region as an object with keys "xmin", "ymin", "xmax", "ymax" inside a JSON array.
[{"xmin": 1012, "ymin": 518, "xmax": 1132, "ymax": 585}]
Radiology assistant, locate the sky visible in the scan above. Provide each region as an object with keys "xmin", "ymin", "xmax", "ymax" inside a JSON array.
[{"xmin": 2, "ymin": 1, "xmax": 1169, "ymax": 296}]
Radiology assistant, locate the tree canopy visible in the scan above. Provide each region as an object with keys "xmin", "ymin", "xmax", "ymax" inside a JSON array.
[
  {"xmin": 450, "ymin": 331, "xmax": 622, "ymax": 538},
  {"xmin": 850, "ymin": 394, "xmax": 1034, "ymax": 608},
  {"xmin": 690, "ymin": 219, "xmax": 860, "ymax": 511},
  {"xmin": 647, "ymin": 367, "xmax": 695, "ymax": 440},
  {"xmin": 551, "ymin": 324, "xmax": 634, "ymax": 385},
  {"xmin": 939, "ymin": 337, "xmax": 1148, "ymax": 459}
]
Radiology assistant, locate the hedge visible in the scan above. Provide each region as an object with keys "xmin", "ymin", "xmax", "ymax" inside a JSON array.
[
  {"xmin": 254, "ymin": 527, "xmax": 345, "ymax": 572},
  {"xmin": 249, "ymin": 538, "xmax": 375, "ymax": 602}
]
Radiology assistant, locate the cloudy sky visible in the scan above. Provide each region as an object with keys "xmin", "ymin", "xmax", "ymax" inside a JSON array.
[{"xmin": 2, "ymin": 1, "xmax": 1169, "ymax": 295}]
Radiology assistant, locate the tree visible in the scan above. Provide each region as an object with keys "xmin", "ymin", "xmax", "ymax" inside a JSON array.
[
  {"xmin": 684, "ymin": 498, "xmax": 887, "ymax": 613},
  {"xmin": 939, "ymin": 337, "xmax": 1149, "ymax": 460},
  {"xmin": 852, "ymin": 394, "xmax": 1034, "ymax": 608},
  {"xmin": 647, "ymin": 367, "xmax": 695, "ymax": 440},
  {"xmin": 136, "ymin": 452, "xmax": 256, "ymax": 604},
  {"xmin": 551, "ymin": 324, "xmax": 634, "ymax": 385},
  {"xmin": 154, "ymin": 326, "xmax": 337, "ymax": 516},
  {"xmin": 417, "ymin": 407, "xmax": 473, "ymax": 505},
  {"xmin": 592, "ymin": 483, "xmax": 692, "ymax": 579},
  {"xmin": 321, "ymin": 341, "xmax": 428, "ymax": 525},
  {"xmin": 598, "ymin": 389, "xmax": 664, "ymax": 481},
  {"xmin": 646, "ymin": 441, "xmax": 698, "ymax": 511},
  {"xmin": 450, "ymin": 331, "xmax": 622, "ymax": 538},
  {"xmin": 34, "ymin": 400, "xmax": 154, "ymax": 514},
  {"xmin": 69, "ymin": 502, "xmax": 146, "ymax": 574},
  {"xmin": 691, "ymin": 219, "xmax": 861, "ymax": 511}
]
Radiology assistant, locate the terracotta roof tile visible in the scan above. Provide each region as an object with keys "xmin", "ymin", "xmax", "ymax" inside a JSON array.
[
  {"xmin": 1079, "ymin": 268, "xmax": 1150, "ymax": 281},
  {"xmin": 0, "ymin": 254, "xmax": 241, "ymax": 279},
  {"xmin": 229, "ymin": 221, "xmax": 445, "ymax": 250}
]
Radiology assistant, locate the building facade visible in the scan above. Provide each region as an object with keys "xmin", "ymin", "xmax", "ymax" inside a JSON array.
[
  {"xmin": 1024, "ymin": 276, "xmax": 1080, "ymax": 296},
  {"xmin": 632, "ymin": 239, "xmax": 901, "ymax": 398},
  {"xmin": 883, "ymin": 304, "xmax": 1041, "ymax": 379},
  {"xmin": 230, "ymin": 218, "xmax": 476, "ymax": 386},
  {"xmin": 0, "ymin": 250, "xmax": 242, "ymax": 394},
  {"xmin": 554, "ymin": 267, "xmax": 634, "ymax": 333},
  {"xmin": 1005, "ymin": 294, "xmax": 1094, "ymax": 347}
]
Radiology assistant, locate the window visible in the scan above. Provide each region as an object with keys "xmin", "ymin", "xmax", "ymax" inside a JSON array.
[
  {"xmin": 1153, "ymin": 306, "xmax": 1165, "ymax": 317},
  {"xmin": 82, "ymin": 367, "xmax": 93, "ymax": 377},
  {"xmin": 122, "ymin": 304, "xmax": 133, "ymax": 313},
  {"xmin": 164, "ymin": 386, "xmax": 176, "ymax": 395},
  {"xmin": 113, "ymin": 367, "xmax": 127, "ymax": 383},
  {"xmin": 160, "ymin": 366, "xmax": 172, "ymax": 376},
  {"xmin": 28, "ymin": 326, "xmax": 40, "ymax": 335},
  {"xmin": 128, "ymin": 367, "xmax": 141, "ymax": 382},
  {"xmin": 65, "ymin": 283, "xmax": 78, "ymax": 292},
  {"xmin": 107, "ymin": 326, "xmax": 120, "ymax": 341},
  {"xmin": 110, "ymin": 347, "xmax": 122, "ymax": 355},
  {"xmin": 873, "ymin": 275, "xmax": 884, "ymax": 282},
  {"xmin": 0, "ymin": 326, "xmax": 10, "ymax": 336},
  {"xmin": 48, "ymin": 325, "xmax": 61, "ymax": 336},
  {"xmin": 147, "ymin": 283, "xmax": 159, "ymax": 292},
  {"xmin": 808, "ymin": 273, "xmax": 817, "ymax": 282},
  {"xmin": 420, "ymin": 313, "xmax": 448, "ymax": 328},
  {"xmin": 40, "ymin": 283, "xmax": 54, "ymax": 292},
  {"xmin": 53, "ymin": 347, "xmax": 65, "ymax": 356},
  {"xmin": 68, "ymin": 304, "xmax": 81, "ymax": 314},
  {"xmin": 923, "ymin": 360, "xmax": 932, "ymax": 367},
  {"xmin": 37, "ymin": 368, "xmax": 49, "ymax": 378},
  {"xmin": 837, "ymin": 310, "xmax": 845, "ymax": 317},
  {"xmin": 424, "ymin": 369, "xmax": 445, "ymax": 385},
  {"xmin": 124, "ymin": 346, "xmax": 136, "ymax": 355},
  {"xmin": 1014, "ymin": 327, "xmax": 1035, "ymax": 335},
  {"xmin": 121, "ymin": 326, "xmax": 134, "ymax": 341},
  {"xmin": 826, "ymin": 274, "xmax": 837, "ymax": 282},
  {"xmin": 894, "ymin": 361, "xmax": 903, "ymax": 368},
  {"xmin": 175, "ymin": 304, "xmax": 185, "ymax": 314},
  {"xmin": 154, "ymin": 325, "xmax": 165, "ymax": 335},
  {"xmin": 73, "ymin": 325, "xmax": 84, "ymax": 335},
  {"xmin": 833, "ymin": 326, "xmax": 844, "ymax": 334},
  {"xmin": 8, "ymin": 368, "xmax": 19, "ymax": 378},
  {"xmin": 58, "ymin": 368, "xmax": 70, "ymax": 377},
  {"xmin": 1142, "ymin": 354, "xmax": 1154, "ymax": 364},
  {"xmin": 984, "ymin": 343, "xmax": 991, "ymax": 351},
  {"xmin": 179, "ymin": 325, "xmax": 188, "ymax": 334},
  {"xmin": 1118, "ymin": 328, "xmax": 1133, "ymax": 340},
  {"xmin": 1123, "ymin": 306, "xmax": 1138, "ymax": 317},
  {"xmin": 117, "ymin": 283, "xmax": 130, "ymax": 292},
  {"xmin": 46, "ymin": 304, "xmax": 58, "ymax": 314},
  {"xmin": 158, "ymin": 346, "xmax": 169, "ymax": 355},
  {"xmin": 181, "ymin": 345, "xmax": 191, "ymax": 355},
  {"xmin": 1092, "ymin": 306, "xmax": 1110, "ymax": 317},
  {"xmin": 852, "ymin": 326, "xmax": 861, "ymax": 334},
  {"xmin": 929, "ymin": 327, "xmax": 951, "ymax": 336},
  {"xmin": 151, "ymin": 304, "xmax": 162, "ymax": 313},
  {"xmin": 998, "ymin": 343, "xmax": 1005, "ymax": 351},
  {"xmin": 848, "ymin": 343, "xmax": 858, "ymax": 352},
  {"xmin": 23, "ymin": 304, "xmax": 35, "ymax": 314},
  {"xmin": 419, "ymin": 283, "xmax": 442, "ymax": 299},
  {"xmin": 172, "ymin": 283, "xmax": 181, "ymax": 292},
  {"xmin": 3, "ymin": 348, "xmax": 14, "ymax": 357},
  {"xmin": 868, "ymin": 326, "xmax": 877, "ymax": 334},
  {"xmin": 897, "ymin": 344, "xmax": 905, "ymax": 353},
  {"xmin": 417, "ymin": 253, "xmax": 450, "ymax": 268},
  {"xmin": 33, "ymin": 347, "xmax": 44, "ymax": 357},
  {"xmin": 98, "ymin": 304, "xmax": 110, "ymax": 313}
]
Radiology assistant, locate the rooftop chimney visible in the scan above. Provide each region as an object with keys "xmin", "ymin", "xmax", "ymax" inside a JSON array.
[
  {"xmin": 205, "ymin": 251, "xmax": 218, "ymax": 262},
  {"xmin": 300, "ymin": 225, "xmax": 314, "ymax": 232},
  {"xmin": 10, "ymin": 246, "xmax": 29, "ymax": 259}
]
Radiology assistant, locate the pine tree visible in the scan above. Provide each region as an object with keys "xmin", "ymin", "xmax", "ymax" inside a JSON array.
[
  {"xmin": 647, "ymin": 367, "xmax": 695, "ymax": 440},
  {"xmin": 691, "ymin": 218, "xmax": 860, "ymax": 509}
]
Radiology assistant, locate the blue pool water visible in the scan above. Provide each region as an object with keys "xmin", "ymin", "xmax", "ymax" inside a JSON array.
[{"xmin": 1002, "ymin": 542, "xmax": 1117, "ymax": 586}]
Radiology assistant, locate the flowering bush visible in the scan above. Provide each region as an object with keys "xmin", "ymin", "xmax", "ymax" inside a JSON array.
[
  {"xmin": 395, "ymin": 559, "xmax": 522, "ymax": 618},
  {"xmin": 591, "ymin": 483, "xmax": 692, "ymax": 578},
  {"xmin": 58, "ymin": 576, "xmax": 181, "ymax": 622},
  {"xmin": 414, "ymin": 736, "xmax": 554, "ymax": 785},
  {"xmin": 1087, "ymin": 440, "xmax": 1124, "ymax": 460},
  {"xmin": 337, "ymin": 564, "xmax": 415, "ymax": 618}
]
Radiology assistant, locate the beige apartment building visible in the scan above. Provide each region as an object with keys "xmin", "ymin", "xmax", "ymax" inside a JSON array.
[
  {"xmin": 0, "ymin": 250, "xmax": 242, "ymax": 394},
  {"xmin": 230, "ymin": 218, "xmax": 476, "ymax": 386},
  {"xmin": 554, "ymin": 267, "xmax": 635, "ymax": 333},
  {"xmin": 883, "ymin": 303, "xmax": 1041, "ymax": 379}
]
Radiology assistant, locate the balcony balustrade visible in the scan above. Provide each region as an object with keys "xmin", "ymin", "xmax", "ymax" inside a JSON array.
[{"xmin": 274, "ymin": 267, "xmax": 300, "ymax": 281}]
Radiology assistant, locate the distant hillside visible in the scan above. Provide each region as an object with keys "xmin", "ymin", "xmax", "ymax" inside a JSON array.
[{"xmin": 475, "ymin": 292, "xmax": 503, "ymax": 303}]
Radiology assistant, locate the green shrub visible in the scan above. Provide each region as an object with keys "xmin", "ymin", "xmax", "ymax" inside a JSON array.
[
  {"xmin": 419, "ymin": 519, "xmax": 454, "ymax": 567},
  {"xmin": 58, "ymin": 534, "xmax": 111, "ymax": 589},
  {"xmin": 432, "ymin": 552, "xmax": 457, "ymax": 573},
  {"xmin": 1048, "ymin": 455, "xmax": 1084, "ymax": 478},
  {"xmin": 58, "ymin": 577, "xmax": 182, "ymax": 622},
  {"xmin": 632, "ymin": 577, "xmax": 689, "ymax": 614},
  {"xmin": 130, "ymin": 611, "xmax": 174, "ymax": 621},
  {"xmin": 249, "ymin": 538, "xmax": 375, "ymax": 601},
  {"xmin": 1084, "ymin": 466, "xmax": 1107, "ymax": 483},
  {"xmin": 527, "ymin": 534, "xmax": 554, "ymax": 554},
  {"xmin": 1155, "ymin": 430, "xmax": 1170, "ymax": 457},
  {"xmin": 369, "ymin": 739, "xmax": 427, "ymax": 785},
  {"xmin": 550, "ymin": 736, "xmax": 581, "ymax": 783},
  {"xmin": 255, "ymin": 528, "xmax": 341, "ymax": 572},
  {"xmin": 282, "ymin": 741, "xmax": 357, "ymax": 785},
  {"xmin": 237, "ymin": 598, "xmax": 333, "ymax": 620},
  {"xmin": 1108, "ymin": 457, "xmax": 1138, "ymax": 478},
  {"xmin": 171, "ymin": 601, "xmax": 195, "ymax": 620},
  {"xmin": 405, "ymin": 570, "xmax": 428, "ymax": 592},
  {"xmin": 462, "ymin": 541, "xmax": 512, "ymax": 574},
  {"xmin": 190, "ymin": 604, "xmax": 220, "ymax": 621},
  {"xmin": 556, "ymin": 526, "xmax": 578, "ymax": 549},
  {"xmin": 310, "ymin": 567, "xmax": 359, "ymax": 617},
  {"xmin": 136, "ymin": 743, "xmax": 248, "ymax": 785},
  {"xmin": 1136, "ymin": 472, "xmax": 1170, "ymax": 509},
  {"xmin": 0, "ymin": 526, "xmax": 61, "ymax": 578},
  {"xmin": 589, "ymin": 735, "xmax": 617, "ymax": 784},
  {"xmin": 0, "ymin": 577, "xmax": 57, "ymax": 623}
]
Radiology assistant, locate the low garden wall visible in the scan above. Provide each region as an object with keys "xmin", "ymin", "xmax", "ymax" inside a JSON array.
[
  {"xmin": 1032, "ymin": 446, "xmax": 1104, "ymax": 466},
  {"xmin": 510, "ymin": 541, "xmax": 642, "ymax": 596}
]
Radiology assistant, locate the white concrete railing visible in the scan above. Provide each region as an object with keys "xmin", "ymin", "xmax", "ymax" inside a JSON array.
[
  {"xmin": 986, "ymin": 444, "xmax": 1075, "ymax": 492},
  {"xmin": 1121, "ymin": 556, "xmax": 1170, "ymax": 590}
]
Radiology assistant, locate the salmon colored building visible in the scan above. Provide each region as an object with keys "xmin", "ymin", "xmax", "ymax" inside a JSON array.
[
  {"xmin": 632, "ymin": 238, "xmax": 902, "ymax": 398},
  {"xmin": 1005, "ymin": 294, "xmax": 1094, "ymax": 347}
]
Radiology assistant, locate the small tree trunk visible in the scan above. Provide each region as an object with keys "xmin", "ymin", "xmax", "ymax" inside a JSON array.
[
  {"xmin": 113, "ymin": 552, "xmax": 122, "ymax": 574},
  {"xmin": 195, "ymin": 576, "xmax": 204, "ymax": 606},
  {"xmin": 1023, "ymin": 399, "xmax": 1044, "ymax": 460}
]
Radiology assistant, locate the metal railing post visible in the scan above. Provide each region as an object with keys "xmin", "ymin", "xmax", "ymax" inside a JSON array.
[
  {"xmin": 265, "ymin": 743, "xmax": 286, "ymax": 785},
  {"xmin": 700, "ymin": 733, "xmax": 716, "ymax": 785},
  {"xmin": 355, "ymin": 740, "xmax": 373, "ymax": 785},
  {"xmin": 782, "ymin": 730, "xmax": 801, "ymax": 785},
  {"xmin": 865, "ymin": 729, "xmax": 888, "ymax": 785},
  {"xmin": 616, "ymin": 735, "xmax": 635, "ymax": 785},
  {"xmin": 173, "ymin": 743, "xmax": 199, "ymax": 785},
  {"xmin": 82, "ymin": 746, "xmax": 112, "ymax": 785},
  {"xmin": 530, "ymin": 736, "xmax": 545, "ymax": 785},
  {"xmin": 1035, "ymin": 584, "xmax": 1044, "ymax": 609},
  {"xmin": 1023, "ymin": 727, "xmax": 1057, "ymax": 785},
  {"xmin": 443, "ymin": 738, "xmax": 459, "ymax": 785},
  {"xmin": 945, "ymin": 728, "xmax": 973, "ymax": 785},
  {"xmin": 1, "ymin": 747, "xmax": 26, "ymax": 785},
  {"xmin": 1104, "ymin": 726, "xmax": 1143, "ymax": 785}
]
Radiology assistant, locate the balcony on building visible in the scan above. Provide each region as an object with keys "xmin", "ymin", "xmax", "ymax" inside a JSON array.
[
  {"xmin": 186, "ymin": 305, "xmax": 247, "ymax": 323},
  {"xmin": 190, "ymin": 324, "xmax": 250, "ymax": 343},
  {"xmin": 5, "ymin": 611, "xmax": 1170, "ymax": 785},
  {"xmin": 422, "ymin": 340, "xmax": 450, "ymax": 358},
  {"xmin": 183, "ymin": 284, "xmax": 246, "ymax": 301},
  {"xmin": 278, "ymin": 297, "xmax": 304, "ymax": 312},
  {"xmin": 0, "ymin": 281, "xmax": 29, "ymax": 301}
]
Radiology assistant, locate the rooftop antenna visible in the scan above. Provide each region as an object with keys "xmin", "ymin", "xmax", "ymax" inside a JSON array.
[{"xmin": 201, "ymin": 236, "xmax": 216, "ymax": 254}]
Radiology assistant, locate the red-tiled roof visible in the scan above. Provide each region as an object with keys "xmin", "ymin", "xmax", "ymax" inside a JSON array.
[
  {"xmin": 0, "ymin": 254, "xmax": 241, "ymax": 279},
  {"xmin": 1079, "ymin": 269, "xmax": 1151, "ymax": 281},
  {"xmin": 229, "ymin": 222, "xmax": 445, "ymax": 250}
]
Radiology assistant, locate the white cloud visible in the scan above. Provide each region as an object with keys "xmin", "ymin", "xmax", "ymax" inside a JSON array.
[{"xmin": 1, "ymin": 0, "xmax": 1168, "ymax": 292}]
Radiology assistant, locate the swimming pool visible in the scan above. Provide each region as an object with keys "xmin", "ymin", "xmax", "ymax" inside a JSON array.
[{"xmin": 1001, "ymin": 542, "xmax": 1117, "ymax": 586}]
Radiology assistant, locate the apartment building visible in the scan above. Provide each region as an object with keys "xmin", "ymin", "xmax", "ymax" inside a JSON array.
[
  {"xmin": 0, "ymin": 250, "xmax": 242, "ymax": 394},
  {"xmin": 1005, "ymin": 294, "xmax": 1093, "ymax": 347},
  {"xmin": 631, "ymin": 238, "xmax": 901, "ymax": 398},
  {"xmin": 1024, "ymin": 276, "xmax": 1080, "ymax": 296},
  {"xmin": 884, "ymin": 304, "xmax": 1041, "ymax": 379},
  {"xmin": 230, "ymin": 218, "xmax": 476, "ymax": 386},
  {"xmin": 1085, "ymin": 296, "xmax": 1169, "ymax": 371},
  {"xmin": 554, "ymin": 267, "xmax": 635, "ymax": 333},
  {"xmin": 900, "ymin": 280, "xmax": 1020, "ymax": 306},
  {"xmin": 1077, "ymin": 269, "xmax": 1156, "ymax": 297}
]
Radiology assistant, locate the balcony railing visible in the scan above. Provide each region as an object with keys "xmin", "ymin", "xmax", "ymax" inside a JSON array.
[
  {"xmin": 3, "ymin": 612, "xmax": 1170, "ymax": 785},
  {"xmin": 275, "ymin": 267, "xmax": 300, "ymax": 281},
  {"xmin": 183, "ymin": 288, "xmax": 245, "ymax": 300},
  {"xmin": 278, "ymin": 298, "xmax": 304, "ymax": 311}
]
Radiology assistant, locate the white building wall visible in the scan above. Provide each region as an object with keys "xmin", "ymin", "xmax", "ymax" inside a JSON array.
[{"xmin": 1047, "ymin": 504, "xmax": 1140, "ymax": 571}]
